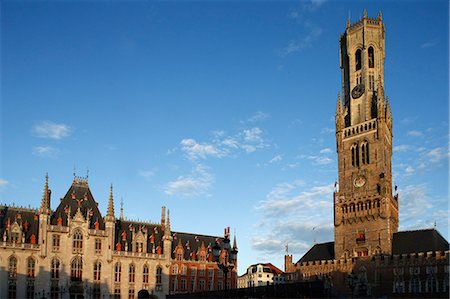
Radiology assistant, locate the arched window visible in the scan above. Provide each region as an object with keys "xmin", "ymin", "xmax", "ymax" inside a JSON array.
[
  {"xmin": 368, "ymin": 47, "xmax": 375, "ymax": 68},
  {"xmin": 355, "ymin": 49, "xmax": 362, "ymax": 71},
  {"xmin": 156, "ymin": 266, "xmax": 163, "ymax": 291},
  {"xmin": 129, "ymin": 263, "xmax": 135, "ymax": 283},
  {"xmin": 51, "ymin": 258, "xmax": 60, "ymax": 280},
  {"xmin": 27, "ymin": 257, "xmax": 35, "ymax": 278},
  {"xmin": 143, "ymin": 265, "xmax": 149, "ymax": 284},
  {"xmin": 94, "ymin": 261, "xmax": 101, "ymax": 282},
  {"xmin": 9, "ymin": 256, "xmax": 17, "ymax": 279},
  {"xmin": 361, "ymin": 141, "xmax": 370, "ymax": 164},
  {"xmin": 114, "ymin": 263, "xmax": 121, "ymax": 283},
  {"xmin": 351, "ymin": 143, "xmax": 360, "ymax": 167},
  {"xmin": 73, "ymin": 230, "xmax": 83, "ymax": 253},
  {"xmin": 71, "ymin": 257, "xmax": 83, "ymax": 282}
]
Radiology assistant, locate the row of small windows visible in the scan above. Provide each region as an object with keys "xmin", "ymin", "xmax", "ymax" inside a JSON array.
[
  {"xmin": 355, "ymin": 47, "xmax": 375, "ymax": 71},
  {"xmin": 52, "ymin": 232, "xmax": 102, "ymax": 254},
  {"xmin": 351, "ymin": 141, "xmax": 370, "ymax": 167},
  {"xmin": 114, "ymin": 262, "xmax": 162, "ymax": 286},
  {"xmin": 393, "ymin": 277, "xmax": 449, "ymax": 294},
  {"xmin": 342, "ymin": 199, "xmax": 381, "ymax": 214}
]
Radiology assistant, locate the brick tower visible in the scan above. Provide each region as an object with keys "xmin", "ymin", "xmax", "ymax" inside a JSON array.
[{"xmin": 334, "ymin": 10, "xmax": 398, "ymax": 259}]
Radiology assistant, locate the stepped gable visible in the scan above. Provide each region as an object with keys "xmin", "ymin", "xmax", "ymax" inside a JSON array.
[
  {"xmin": 0, "ymin": 205, "xmax": 39, "ymax": 243},
  {"xmin": 171, "ymin": 231, "xmax": 224, "ymax": 261},
  {"xmin": 51, "ymin": 177, "xmax": 105, "ymax": 230},
  {"xmin": 114, "ymin": 219, "xmax": 164, "ymax": 253},
  {"xmin": 297, "ymin": 241, "xmax": 335, "ymax": 264},
  {"xmin": 392, "ymin": 228, "xmax": 449, "ymax": 254}
]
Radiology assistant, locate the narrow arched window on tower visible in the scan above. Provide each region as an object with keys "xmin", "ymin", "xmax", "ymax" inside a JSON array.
[
  {"xmin": 351, "ymin": 144, "xmax": 360, "ymax": 167},
  {"xmin": 355, "ymin": 49, "xmax": 362, "ymax": 71},
  {"xmin": 368, "ymin": 47, "xmax": 375, "ymax": 68}
]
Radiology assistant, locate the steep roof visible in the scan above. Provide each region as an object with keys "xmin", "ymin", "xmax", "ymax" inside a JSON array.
[
  {"xmin": 171, "ymin": 231, "xmax": 226, "ymax": 262},
  {"xmin": 297, "ymin": 242, "xmax": 335, "ymax": 264},
  {"xmin": 51, "ymin": 177, "xmax": 105, "ymax": 230},
  {"xmin": 392, "ymin": 229, "xmax": 449, "ymax": 254},
  {"xmin": 0, "ymin": 206, "xmax": 40, "ymax": 243},
  {"xmin": 114, "ymin": 219, "xmax": 164, "ymax": 253},
  {"xmin": 264, "ymin": 263, "xmax": 284, "ymax": 275}
]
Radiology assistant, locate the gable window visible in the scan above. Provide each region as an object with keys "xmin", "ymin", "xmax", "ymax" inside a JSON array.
[
  {"xmin": 172, "ymin": 264, "xmax": 178, "ymax": 275},
  {"xmin": 52, "ymin": 235, "xmax": 60, "ymax": 252},
  {"xmin": 95, "ymin": 238, "xmax": 102, "ymax": 255},
  {"xmin": 73, "ymin": 230, "xmax": 83, "ymax": 253}
]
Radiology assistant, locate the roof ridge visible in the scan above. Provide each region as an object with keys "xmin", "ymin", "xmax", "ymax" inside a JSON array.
[
  {"xmin": 0, "ymin": 205, "xmax": 39, "ymax": 212},
  {"xmin": 172, "ymin": 231, "xmax": 222, "ymax": 239}
]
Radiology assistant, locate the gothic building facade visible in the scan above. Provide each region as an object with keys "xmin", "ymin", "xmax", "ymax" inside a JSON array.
[
  {"xmin": 0, "ymin": 176, "xmax": 237, "ymax": 299},
  {"xmin": 285, "ymin": 10, "xmax": 449, "ymax": 298}
]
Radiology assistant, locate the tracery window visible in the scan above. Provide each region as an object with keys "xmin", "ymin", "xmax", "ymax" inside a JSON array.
[
  {"xmin": 156, "ymin": 266, "xmax": 162, "ymax": 291},
  {"xmin": 143, "ymin": 264, "xmax": 149, "ymax": 284},
  {"xmin": 51, "ymin": 258, "xmax": 60, "ymax": 280},
  {"xmin": 27, "ymin": 257, "xmax": 36, "ymax": 278},
  {"xmin": 9, "ymin": 256, "xmax": 17, "ymax": 299},
  {"xmin": 94, "ymin": 261, "xmax": 101, "ymax": 282},
  {"xmin": 351, "ymin": 143, "xmax": 360, "ymax": 167},
  {"xmin": 71, "ymin": 257, "xmax": 83, "ymax": 282},
  {"xmin": 129, "ymin": 263, "xmax": 135, "ymax": 283},
  {"xmin": 73, "ymin": 230, "xmax": 83, "ymax": 253}
]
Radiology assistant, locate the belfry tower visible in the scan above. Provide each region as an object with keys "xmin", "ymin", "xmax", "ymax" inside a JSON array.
[{"xmin": 334, "ymin": 10, "xmax": 398, "ymax": 259}]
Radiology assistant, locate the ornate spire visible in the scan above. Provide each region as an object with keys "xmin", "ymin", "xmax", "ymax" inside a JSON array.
[
  {"xmin": 233, "ymin": 234, "xmax": 238, "ymax": 250},
  {"xmin": 378, "ymin": 11, "xmax": 383, "ymax": 20},
  {"xmin": 346, "ymin": 17, "xmax": 351, "ymax": 29},
  {"xmin": 363, "ymin": 8, "xmax": 367, "ymax": 19},
  {"xmin": 40, "ymin": 173, "xmax": 51, "ymax": 213},
  {"xmin": 106, "ymin": 184, "xmax": 115, "ymax": 222},
  {"xmin": 120, "ymin": 197, "xmax": 124, "ymax": 220},
  {"xmin": 165, "ymin": 209, "xmax": 171, "ymax": 236},
  {"xmin": 161, "ymin": 206, "xmax": 166, "ymax": 229}
]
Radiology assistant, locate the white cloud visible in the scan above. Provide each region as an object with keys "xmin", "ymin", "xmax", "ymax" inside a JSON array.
[
  {"xmin": 164, "ymin": 164, "xmax": 213, "ymax": 198},
  {"xmin": 399, "ymin": 184, "xmax": 433, "ymax": 225},
  {"xmin": 246, "ymin": 111, "xmax": 270, "ymax": 123},
  {"xmin": 427, "ymin": 147, "xmax": 449, "ymax": 163},
  {"xmin": 393, "ymin": 144, "xmax": 411, "ymax": 152},
  {"xmin": 180, "ymin": 138, "xmax": 226, "ymax": 160},
  {"xmin": 0, "ymin": 179, "xmax": 8, "ymax": 187},
  {"xmin": 407, "ymin": 130, "xmax": 424, "ymax": 137},
  {"xmin": 405, "ymin": 166, "xmax": 415, "ymax": 176},
  {"xmin": 421, "ymin": 39, "xmax": 438, "ymax": 49},
  {"xmin": 282, "ymin": 24, "xmax": 322, "ymax": 56},
  {"xmin": 319, "ymin": 148, "xmax": 332, "ymax": 154},
  {"xmin": 32, "ymin": 146, "xmax": 59, "ymax": 158},
  {"xmin": 138, "ymin": 170, "xmax": 156, "ymax": 180},
  {"xmin": 253, "ymin": 182, "xmax": 334, "ymax": 257},
  {"xmin": 269, "ymin": 155, "xmax": 283, "ymax": 164},
  {"xmin": 32, "ymin": 121, "xmax": 71, "ymax": 139}
]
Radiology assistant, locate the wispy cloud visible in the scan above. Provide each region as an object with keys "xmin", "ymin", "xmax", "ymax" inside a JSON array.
[
  {"xmin": 32, "ymin": 146, "xmax": 59, "ymax": 158},
  {"xmin": 181, "ymin": 139, "xmax": 226, "ymax": 160},
  {"xmin": 253, "ymin": 181, "xmax": 334, "ymax": 257},
  {"xmin": 164, "ymin": 164, "xmax": 213, "ymax": 198},
  {"xmin": 138, "ymin": 169, "xmax": 156, "ymax": 181},
  {"xmin": 0, "ymin": 179, "xmax": 8, "ymax": 187},
  {"xmin": 177, "ymin": 127, "xmax": 269, "ymax": 161},
  {"xmin": 399, "ymin": 184, "xmax": 433, "ymax": 227},
  {"xmin": 421, "ymin": 39, "xmax": 438, "ymax": 49},
  {"xmin": 393, "ymin": 144, "xmax": 412, "ymax": 153},
  {"xmin": 282, "ymin": 24, "xmax": 322, "ymax": 56},
  {"xmin": 407, "ymin": 130, "xmax": 424, "ymax": 137},
  {"xmin": 245, "ymin": 111, "xmax": 271, "ymax": 123},
  {"xmin": 269, "ymin": 155, "xmax": 283, "ymax": 164},
  {"xmin": 32, "ymin": 121, "xmax": 71, "ymax": 139},
  {"xmin": 426, "ymin": 147, "xmax": 449, "ymax": 163}
]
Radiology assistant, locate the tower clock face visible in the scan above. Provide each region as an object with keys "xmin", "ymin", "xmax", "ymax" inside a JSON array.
[
  {"xmin": 354, "ymin": 176, "xmax": 366, "ymax": 188},
  {"xmin": 351, "ymin": 84, "xmax": 365, "ymax": 99}
]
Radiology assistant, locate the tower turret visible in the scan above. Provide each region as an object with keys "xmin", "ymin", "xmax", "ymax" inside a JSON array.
[{"xmin": 334, "ymin": 11, "xmax": 398, "ymax": 259}]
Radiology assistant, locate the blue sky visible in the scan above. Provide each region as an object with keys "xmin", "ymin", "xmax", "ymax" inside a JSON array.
[{"xmin": 1, "ymin": 0, "xmax": 448, "ymax": 274}]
